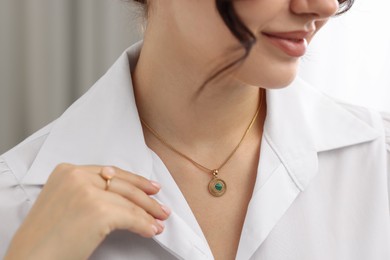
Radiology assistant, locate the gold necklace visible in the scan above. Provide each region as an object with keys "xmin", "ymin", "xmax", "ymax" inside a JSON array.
[{"xmin": 141, "ymin": 89, "xmax": 264, "ymax": 197}]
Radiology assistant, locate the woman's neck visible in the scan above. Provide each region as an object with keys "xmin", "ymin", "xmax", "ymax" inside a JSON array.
[{"xmin": 132, "ymin": 32, "xmax": 266, "ymax": 158}]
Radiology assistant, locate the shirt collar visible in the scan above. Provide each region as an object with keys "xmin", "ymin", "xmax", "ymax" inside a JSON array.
[{"xmin": 264, "ymin": 78, "xmax": 380, "ymax": 191}]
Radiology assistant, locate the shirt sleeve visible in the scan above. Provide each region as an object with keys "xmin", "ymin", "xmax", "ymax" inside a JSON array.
[
  {"xmin": 0, "ymin": 157, "xmax": 31, "ymax": 258},
  {"xmin": 380, "ymin": 112, "xmax": 390, "ymax": 210}
]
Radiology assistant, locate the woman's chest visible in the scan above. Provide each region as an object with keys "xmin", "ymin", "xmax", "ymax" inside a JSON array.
[{"xmin": 164, "ymin": 156, "xmax": 260, "ymax": 259}]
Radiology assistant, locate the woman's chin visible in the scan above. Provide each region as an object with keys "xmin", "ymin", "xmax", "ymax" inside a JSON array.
[
  {"xmin": 264, "ymin": 74, "xmax": 297, "ymax": 89},
  {"xmin": 234, "ymin": 55, "xmax": 300, "ymax": 89},
  {"xmin": 236, "ymin": 68, "xmax": 298, "ymax": 89}
]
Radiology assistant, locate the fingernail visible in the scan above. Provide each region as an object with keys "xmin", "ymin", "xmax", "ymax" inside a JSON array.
[
  {"xmin": 152, "ymin": 224, "xmax": 159, "ymax": 235},
  {"xmin": 150, "ymin": 181, "xmax": 161, "ymax": 189},
  {"xmin": 156, "ymin": 219, "xmax": 165, "ymax": 231},
  {"xmin": 161, "ymin": 205, "xmax": 171, "ymax": 216}
]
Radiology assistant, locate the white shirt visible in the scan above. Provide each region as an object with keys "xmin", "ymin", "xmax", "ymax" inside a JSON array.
[{"xmin": 1, "ymin": 42, "xmax": 390, "ymax": 260}]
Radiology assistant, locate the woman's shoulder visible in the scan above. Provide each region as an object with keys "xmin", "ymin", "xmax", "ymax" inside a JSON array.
[
  {"xmin": 335, "ymin": 99, "xmax": 390, "ymax": 142},
  {"xmin": 328, "ymin": 98, "xmax": 390, "ymax": 161},
  {"xmin": 291, "ymin": 78, "xmax": 389, "ymax": 148}
]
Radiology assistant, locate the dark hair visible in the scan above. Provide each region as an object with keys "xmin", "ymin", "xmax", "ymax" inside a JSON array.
[{"xmin": 132, "ymin": 0, "xmax": 354, "ymax": 91}]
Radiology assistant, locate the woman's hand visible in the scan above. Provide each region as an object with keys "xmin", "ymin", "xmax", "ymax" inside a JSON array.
[{"xmin": 4, "ymin": 163, "xmax": 171, "ymax": 260}]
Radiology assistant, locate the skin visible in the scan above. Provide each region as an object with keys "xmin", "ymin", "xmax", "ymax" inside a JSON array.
[{"xmin": 5, "ymin": 0, "xmax": 339, "ymax": 259}]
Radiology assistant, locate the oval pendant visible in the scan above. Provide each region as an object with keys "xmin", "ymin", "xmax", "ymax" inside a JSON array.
[{"xmin": 208, "ymin": 178, "xmax": 227, "ymax": 197}]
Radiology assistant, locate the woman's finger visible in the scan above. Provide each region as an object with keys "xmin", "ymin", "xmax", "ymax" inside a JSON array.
[
  {"xmin": 88, "ymin": 186, "xmax": 166, "ymax": 235},
  {"xmin": 95, "ymin": 202, "xmax": 161, "ymax": 238},
  {"xmin": 53, "ymin": 164, "xmax": 170, "ymax": 221},
  {"xmin": 81, "ymin": 165, "xmax": 162, "ymax": 195},
  {"xmin": 102, "ymin": 176, "xmax": 170, "ymax": 220}
]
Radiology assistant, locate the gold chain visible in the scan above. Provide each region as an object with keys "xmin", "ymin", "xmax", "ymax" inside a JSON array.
[{"xmin": 140, "ymin": 89, "xmax": 264, "ymax": 175}]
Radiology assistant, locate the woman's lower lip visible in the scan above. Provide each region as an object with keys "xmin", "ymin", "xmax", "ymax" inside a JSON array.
[{"xmin": 264, "ymin": 34, "xmax": 307, "ymax": 57}]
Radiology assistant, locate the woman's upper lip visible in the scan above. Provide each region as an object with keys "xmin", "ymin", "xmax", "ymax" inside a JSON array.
[{"xmin": 262, "ymin": 31, "xmax": 314, "ymax": 40}]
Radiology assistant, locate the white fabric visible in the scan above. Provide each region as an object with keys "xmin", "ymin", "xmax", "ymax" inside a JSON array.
[{"xmin": 0, "ymin": 42, "xmax": 389, "ymax": 260}]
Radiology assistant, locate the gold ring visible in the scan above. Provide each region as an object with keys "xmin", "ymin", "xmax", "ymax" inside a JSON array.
[{"xmin": 99, "ymin": 168, "xmax": 115, "ymax": 191}]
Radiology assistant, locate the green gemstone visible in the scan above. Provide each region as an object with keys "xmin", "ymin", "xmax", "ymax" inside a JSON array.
[{"xmin": 215, "ymin": 182, "xmax": 223, "ymax": 191}]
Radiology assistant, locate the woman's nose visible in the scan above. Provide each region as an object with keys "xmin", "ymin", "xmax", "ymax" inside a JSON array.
[{"xmin": 290, "ymin": 0, "xmax": 340, "ymax": 19}]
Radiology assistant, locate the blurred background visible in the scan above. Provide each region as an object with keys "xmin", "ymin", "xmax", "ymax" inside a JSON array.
[{"xmin": 0, "ymin": 0, "xmax": 389, "ymax": 154}]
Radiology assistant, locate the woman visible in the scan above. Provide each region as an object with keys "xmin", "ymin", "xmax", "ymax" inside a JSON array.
[{"xmin": 1, "ymin": 0, "xmax": 389, "ymax": 259}]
